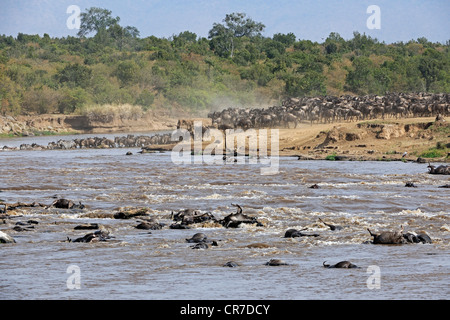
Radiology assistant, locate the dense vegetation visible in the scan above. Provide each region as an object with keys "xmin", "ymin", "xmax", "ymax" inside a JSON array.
[{"xmin": 0, "ymin": 8, "xmax": 449, "ymax": 117}]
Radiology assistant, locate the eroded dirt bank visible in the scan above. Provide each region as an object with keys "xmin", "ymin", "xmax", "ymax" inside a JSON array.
[{"xmin": 0, "ymin": 110, "xmax": 180, "ymax": 136}]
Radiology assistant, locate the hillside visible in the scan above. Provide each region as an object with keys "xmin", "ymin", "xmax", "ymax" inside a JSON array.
[{"xmin": 0, "ymin": 8, "xmax": 449, "ymax": 119}]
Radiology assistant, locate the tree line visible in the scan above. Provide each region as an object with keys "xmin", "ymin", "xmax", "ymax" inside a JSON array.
[{"xmin": 0, "ymin": 7, "xmax": 449, "ymax": 116}]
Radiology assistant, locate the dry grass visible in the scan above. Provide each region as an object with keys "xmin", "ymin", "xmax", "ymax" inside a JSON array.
[{"xmin": 76, "ymin": 104, "xmax": 143, "ymax": 123}]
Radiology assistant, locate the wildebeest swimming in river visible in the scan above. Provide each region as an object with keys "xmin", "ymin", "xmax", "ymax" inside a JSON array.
[
  {"xmin": 318, "ymin": 218, "xmax": 343, "ymax": 230},
  {"xmin": 186, "ymin": 232, "xmax": 218, "ymax": 249},
  {"xmin": 265, "ymin": 259, "xmax": 288, "ymax": 266},
  {"xmin": 367, "ymin": 226, "xmax": 405, "ymax": 244},
  {"xmin": 427, "ymin": 163, "xmax": 450, "ymax": 175},
  {"xmin": 220, "ymin": 204, "xmax": 263, "ymax": 228},
  {"xmin": 68, "ymin": 230, "xmax": 112, "ymax": 243},
  {"xmin": 134, "ymin": 218, "xmax": 164, "ymax": 230},
  {"xmin": 323, "ymin": 261, "xmax": 360, "ymax": 268},
  {"xmin": 367, "ymin": 226, "xmax": 433, "ymax": 244},
  {"xmin": 284, "ymin": 228, "xmax": 320, "ymax": 238},
  {"xmin": 49, "ymin": 198, "xmax": 85, "ymax": 210},
  {"xmin": 170, "ymin": 209, "xmax": 217, "ymax": 228},
  {"xmin": 403, "ymin": 231, "xmax": 432, "ymax": 244}
]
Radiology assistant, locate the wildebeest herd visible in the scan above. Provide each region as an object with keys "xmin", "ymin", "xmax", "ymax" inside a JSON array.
[
  {"xmin": 208, "ymin": 92, "xmax": 450, "ymax": 129},
  {"xmin": 0, "ymin": 200, "xmax": 436, "ymax": 269},
  {"xmin": 1, "ymin": 133, "xmax": 174, "ymax": 151}
]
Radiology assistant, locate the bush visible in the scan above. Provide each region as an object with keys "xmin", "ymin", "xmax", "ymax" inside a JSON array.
[
  {"xmin": 419, "ymin": 148, "xmax": 447, "ymax": 158},
  {"xmin": 134, "ymin": 90, "xmax": 155, "ymax": 111}
]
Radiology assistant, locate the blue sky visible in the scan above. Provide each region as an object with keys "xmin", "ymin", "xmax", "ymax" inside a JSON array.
[{"xmin": 1, "ymin": 0, "xmax": 449, "ymax": 43}]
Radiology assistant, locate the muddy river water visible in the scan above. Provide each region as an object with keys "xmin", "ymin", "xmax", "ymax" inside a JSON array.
[{"xmin": 0, "ymin": 132, "xmax": 449, "ymax": 300}]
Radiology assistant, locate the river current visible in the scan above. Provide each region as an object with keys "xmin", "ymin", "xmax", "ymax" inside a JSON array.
[{"xmin": 0, "ymin": 132, "xmax": 449, "ymax": 300}]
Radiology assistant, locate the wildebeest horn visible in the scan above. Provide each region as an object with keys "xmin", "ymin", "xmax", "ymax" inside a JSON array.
[{"xmin": 231, "ymin": 203, "xmax": 242, "ymax": 213}]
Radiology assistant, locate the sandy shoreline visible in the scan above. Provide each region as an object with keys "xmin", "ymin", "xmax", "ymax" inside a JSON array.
[{"xmin": 276, "ymin": 117, "xmax": 449, "ymax": 162}]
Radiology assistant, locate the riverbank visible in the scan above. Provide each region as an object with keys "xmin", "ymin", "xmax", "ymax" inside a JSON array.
[
  {"xmin": 0, "ymin": 109, "xmax": 181, "ymax": 137},
  {"xmin": 1, "ymin": 112, "xmax": 449, "ymax": 163},
  {"xmin": 277, "ymin": 116, "xmax": 449, "ymax": 162}
]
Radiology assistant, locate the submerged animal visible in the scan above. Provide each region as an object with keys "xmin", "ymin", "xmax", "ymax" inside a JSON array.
[
  {"xmin": 264, "ymin": 259, "xmax": 288, "ymax": 266},
  {"xmin": 186, "ymin": 232, "xmax": 218, "ymax": 249},
  {"xmin": 134, "ymin": 218, "xmax": 164, "ymax": 230},
  {"xmin": 318, "ymin": 218, "xmax": 343, "ymax": 231},
  {"xmin": 50, "ymin": 198, "xmax": 85, "ymax": 210},
  {"xmin": 69, "ymin": 230, "xmax": 112, "ymax": 243},
  {"xmin": 404, "ymin": 182, "xmax": 418, "ymax": 188},
  {"xmin": 223, "ymin": 261, "xmax": 239, "ymax": 267},
  {"xmin": 171, "ymin": 209, "xmax": 217, "ymax": 226},
  {"xmin": 284, "ymin": 228, "xmax": 320, "ymax": 238},
  {"xmin": 367, "ymin": 226, "xmax": 405, "ymax": 244},
  {"xmin": 323, "ymin": 261, "xmax": 360, "ymax": 268},
  {"xmin": 403, "ymin": 231, "xmax": 432, "ymax": 244},
  {"xmin": 186, "ymin": 232, "xmax": 208, "ymax": 243},
  {"xmin": 427, "ymin": 163, "xmax": 450, "ymax": 175},
  {"xmin": 220, "ymin": 204, "xmax": 263, "ymax": 228},
  {"xmin": 367, "ymin": 226, "xmax": 433, "ymax": 244}
]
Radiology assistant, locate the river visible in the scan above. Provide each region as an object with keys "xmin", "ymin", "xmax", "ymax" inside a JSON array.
[{"xmin": 0, "ymin": 132, "xmax": 449, "ymax": 300}]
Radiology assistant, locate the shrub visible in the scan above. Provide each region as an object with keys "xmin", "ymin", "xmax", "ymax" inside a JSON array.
[{"xmin": 419, "ymin": 148, "xmax": 446, "ymax": 158}]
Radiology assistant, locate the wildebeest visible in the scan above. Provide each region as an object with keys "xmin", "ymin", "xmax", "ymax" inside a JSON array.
[
  {"xmin": 220, "ymin": 204, "xmax": 263, "ymax": 228},
  {"xmin": 318, "ymin": 218, "xmax": 343, "ymax": 231},
  {"xmin": 69, "ymin": 230, "xmax": 112, "ymax": 243},
  {"xmin": 367, "ymin": 226, "xmax": 405, "ymax": 244},
  {"xmin": 171, "ymin": 209, "xmax": 217, "ymax": 226},
  {"xmin": 134, "ymin": 219, "xmax": 164, "ymax": 230},
  {"xmin": 264, "ymin": 259, "xmax": 288, "ymax": 266},
  {"xmin": 223, "ymin": 261, "xmax": 240, "ymax": 267},
  {"xmin": 186, "ymin": 232, "xmax": 218, "ymax": 249},
  {"xmin": 403, "ymin": 231, "xmax": 432, "ymax": 244},
  {"xmin": 284, "ymin": 228, "xmax": 320, "ymax": 238},
  {"xmin": 427, "ymin": 163, "xmax": 450, "ymax": 175},
  {"xmin": 323, "ymin": 261, "xmax": 360, "ymax": 268},
  {"xmin": 50, "ymin": 198, "xmax": 85, "ymax": 210}
]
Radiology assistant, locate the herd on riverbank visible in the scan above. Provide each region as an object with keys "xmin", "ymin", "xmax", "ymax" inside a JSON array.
[{"xmin": 209, "ymin": 93, "xmax": 449, "ymax": 130}]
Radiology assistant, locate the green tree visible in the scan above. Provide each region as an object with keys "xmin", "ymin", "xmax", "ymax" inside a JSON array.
[
  {"xmin": 108, "ymin": 23, "xmax": 140, "ymax": 50},
  {"xmin": 114, "ymin": 60, "xmax": 139, "ymax": 86},
  {"xmin": 208, "ymin": 12, "xmax": 265, "ymax": 58},
  {"xmin": 56, "ymin": 63, "xmax": 92, "ymax": 89},
  {"xmin": 344, "ymin": 56, "xmax": 373, "ymax": 94},
  {"xmin": 273, "ymin": 33, "xmax": 296, "ymax": 47},
  {"xmin": 77, "ymin": 7, "xmax": 120, "ymax": 38},
  {"xmin": 418, "ymin": 48, "xmax": 444, "ymax": 91},
  {"xmin": 285, "ymin": 72, "xmax": 326, "ymax": 97}
]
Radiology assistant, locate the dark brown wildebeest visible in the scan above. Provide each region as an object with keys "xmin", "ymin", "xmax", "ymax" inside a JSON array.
[
  {"xmin": 264, "ymin": 259, "xmax": 288, "ymax": 266},
  {"xmin": 319, "ymin": 218, "xmax": 343, "ymax": 231},
  {"xmin": 50, "ymin": 198, "xmax": 85, "ymax": 210},
  {"xmin": 323, "ymin": 261, "xmax": 360, "ymax": 268},
  {"xmin": 284, "ymin": 228, "xmax": 320, "ymax": 238},
  {"xmin": 69, "ymin": 230, "xmax": 112, "ymax": 243},
  {"xmin": 220, "ymin": 204, "xmax": 263, "ymax": 228},
  {"xmin": 367, "ymin": 226, "xmax": 405, "ymax": 244}
]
